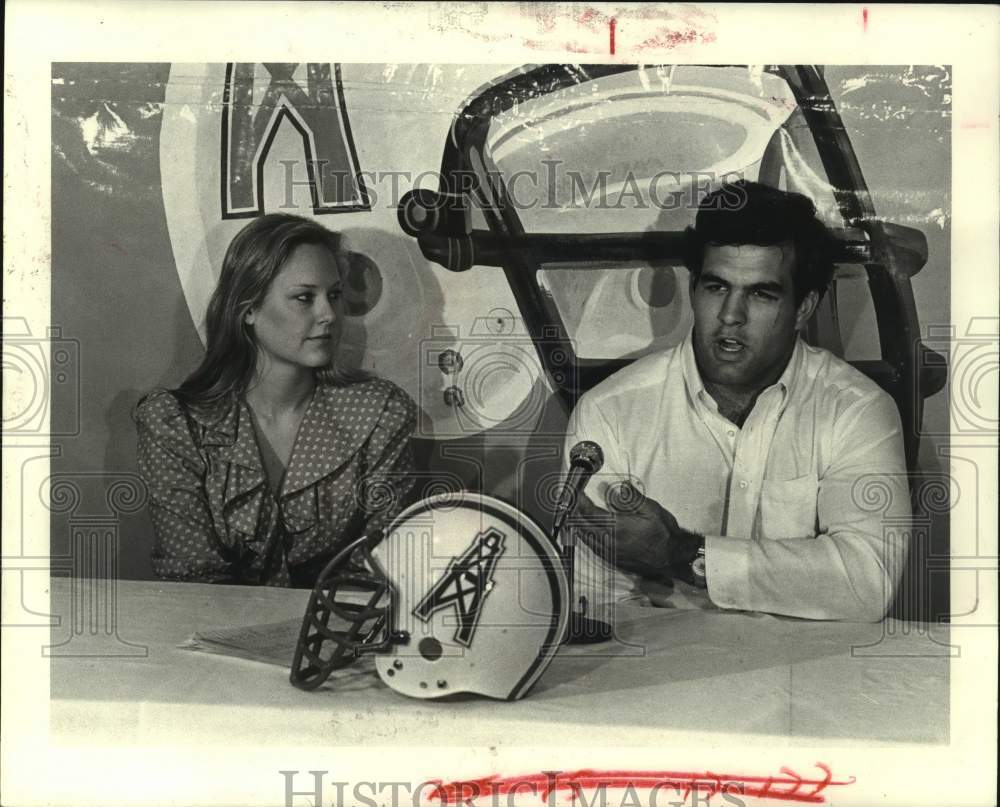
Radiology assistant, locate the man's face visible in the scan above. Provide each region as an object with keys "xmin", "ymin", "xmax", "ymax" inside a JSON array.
[{"xmin": 690, "ymin": 243, "xmax": 816, "ymax": 394}]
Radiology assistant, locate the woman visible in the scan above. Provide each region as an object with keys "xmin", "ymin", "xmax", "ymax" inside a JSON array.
[{"xmin": 134, "ymin": 214, "xmax": 417, "ymax": 586}]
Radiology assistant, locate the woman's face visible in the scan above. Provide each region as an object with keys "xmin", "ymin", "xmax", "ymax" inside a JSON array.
[{"xmin": 245, "ymin": 242, "xmax": 344, "ymax": 372}]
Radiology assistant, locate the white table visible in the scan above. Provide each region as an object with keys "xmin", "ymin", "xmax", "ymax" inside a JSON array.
[{"xmin": 48, "ymin": 578, "xmax": 949, "ymax": 747}]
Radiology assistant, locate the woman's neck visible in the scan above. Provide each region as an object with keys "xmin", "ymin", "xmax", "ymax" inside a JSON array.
[{"xmin": 245, "ymin": 362, "xmax": 315, "ymax": 421}]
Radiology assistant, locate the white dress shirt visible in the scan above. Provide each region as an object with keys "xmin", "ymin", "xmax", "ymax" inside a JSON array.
[{"xmin": 564, "ymin": 331, "xmax": 911, "ymax": 622}]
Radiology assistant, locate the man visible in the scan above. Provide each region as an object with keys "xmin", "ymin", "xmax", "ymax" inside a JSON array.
[{"xmin": 566, "ymin": 180, "xmax": 910, "ymax": 622}]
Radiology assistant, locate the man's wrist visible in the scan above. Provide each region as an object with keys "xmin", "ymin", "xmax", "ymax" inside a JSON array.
[
  {"xmin": 647, "ymin": 529, "xmax": 705, "ymax": 582},
  {"xmin": 670, "ymin": 529, "xmax": 705, "ymax": 567}
]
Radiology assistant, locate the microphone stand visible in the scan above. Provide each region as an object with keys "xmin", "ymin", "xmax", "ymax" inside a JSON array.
[{"xmin": 554, "ymin": 502, "xmax": 613, "ymax": 645}]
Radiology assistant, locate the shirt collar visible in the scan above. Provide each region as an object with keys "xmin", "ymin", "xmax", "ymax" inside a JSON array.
[
  {"xmin": 280, "ymin": 382, "xmax": 388, "ymax": 495},
  {"xmin": 680, "ymin": 329, "xmax": 804, "ymax": 415},
  {"xmin": 184, "ymin": 381, "xmax": 391, "ymax": 495},
  {"xmin": 680, "ymin": 329, "xmax": 710, "ymax": 408}
]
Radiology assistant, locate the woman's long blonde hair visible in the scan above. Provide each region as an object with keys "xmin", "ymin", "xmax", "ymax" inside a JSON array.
[{"xmin": 173, "ymin": 213, "xmax": 368, "ymax": 413}]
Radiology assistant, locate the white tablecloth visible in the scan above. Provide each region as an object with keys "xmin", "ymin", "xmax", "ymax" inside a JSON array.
[{"xmin": 48, "ymin": 578, "xmax": 949, "ymax": 747}]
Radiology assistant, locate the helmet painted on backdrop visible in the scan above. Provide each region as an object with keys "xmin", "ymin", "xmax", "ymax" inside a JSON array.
[{"xmin": 290, "ymin": 492, "xmax": 569, "ymax": 700}]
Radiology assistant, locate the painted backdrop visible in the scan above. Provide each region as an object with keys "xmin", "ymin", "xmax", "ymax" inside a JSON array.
[{"xmin": 47, "ymin": 63, "xmax": 951, "ymax": 617}]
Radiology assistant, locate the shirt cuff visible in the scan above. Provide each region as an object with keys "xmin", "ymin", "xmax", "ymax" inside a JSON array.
[{"xmin": 704, "ymin": 534, "xmax": 753, "ymax": 610}]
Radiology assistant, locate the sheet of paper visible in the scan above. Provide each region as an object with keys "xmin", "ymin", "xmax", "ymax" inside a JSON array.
[{"xmin": 179, "ymin": 619, "xmax": 303, "ymax": 667}]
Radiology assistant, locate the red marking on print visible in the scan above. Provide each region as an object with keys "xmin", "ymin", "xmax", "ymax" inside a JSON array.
[
  {"xmin": 523, "ymin": 39, "xmax": 593, "ymax": 54},
  {"xmin": 565, "ymin": 6, "xmax": 715, "ymax": 54},
  {"xmin": 636, "ymin": 29, "xmax": 716, "ymax": 50},
  {"xmin": 862, "ymin": 7, "xmax": 869, "ymax": 32},
  {"xmin": 429, "ymin": 764, "xmax": 854, "ymax": 805},
  {"xmin": 515, "ymin": 5, "xmax": 718, "ymax": 54}
]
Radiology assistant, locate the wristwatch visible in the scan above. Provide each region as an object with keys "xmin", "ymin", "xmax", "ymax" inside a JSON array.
[
  {"xmin": 667, "ymin": 531, "xmax": 706, "ymax": 588},
  {"xmin": 690, "ymin": 543, "xmax": 707, "ymax": 589}
]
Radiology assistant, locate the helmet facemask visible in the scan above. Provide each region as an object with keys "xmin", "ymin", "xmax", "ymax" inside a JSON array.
[{"xmin": 290, "ymin": 533, "xmax": 405, "ymax": 691}]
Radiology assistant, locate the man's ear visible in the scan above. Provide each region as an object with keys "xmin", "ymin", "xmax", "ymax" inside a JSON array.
[{"xmin": 794, "ymin": 290, "xmax": 819, "ymax": 330}]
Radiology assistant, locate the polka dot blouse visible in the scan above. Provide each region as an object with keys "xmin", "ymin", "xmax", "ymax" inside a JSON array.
[{"xmin": 134, "ymin": 378, "xmax": 417, "ymax": 587}]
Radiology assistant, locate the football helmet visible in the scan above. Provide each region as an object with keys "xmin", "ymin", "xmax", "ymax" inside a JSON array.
[{"xmin": 290, "ymin": 492, "xmax": 570, "ymax": 700}]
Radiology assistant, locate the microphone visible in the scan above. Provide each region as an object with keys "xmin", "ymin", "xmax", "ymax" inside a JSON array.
[
  {"xmin": 551, "ymin": 440, "xmax": 604, "ymax": 539},
  {"xmin": 552, "ymin": 441, "xmax": 613, "ymax": 645}
]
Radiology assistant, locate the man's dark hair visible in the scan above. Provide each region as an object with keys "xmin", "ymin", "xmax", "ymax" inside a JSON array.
[{"xmin": 683, "ymin": 180, "xmax": 835, "ymax": 303}]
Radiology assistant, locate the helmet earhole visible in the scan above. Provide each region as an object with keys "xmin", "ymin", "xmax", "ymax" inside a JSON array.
[{"xmin": 418, "ymin": 637, "xmax": 443, "ymax": 661}]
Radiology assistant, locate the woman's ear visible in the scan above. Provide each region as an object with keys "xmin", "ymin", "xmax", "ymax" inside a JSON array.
[{"xmin": 244, "ymin": 308, "xmax": 256, "ymax": 326}]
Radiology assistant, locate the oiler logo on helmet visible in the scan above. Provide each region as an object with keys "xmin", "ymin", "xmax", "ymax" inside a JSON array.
[{"xmin": 412, "ymin": 527, "xmax": 506, "ymax": 647}]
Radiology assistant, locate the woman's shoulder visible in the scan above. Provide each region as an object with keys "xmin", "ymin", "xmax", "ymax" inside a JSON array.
[
  {"xmin": 319, "ymin": 375, "xmax": 417, "ymax": 424},
  {"xmin": 133, "ymin": 388, "xmax": 188, "ymax": 427},
  {"xmin": 132, "ymin": 389, "xmax": 209, "ymax": 455},
  {"xmin": 133, "ymin": 388, "xmax": 227, "ymax": 440}
]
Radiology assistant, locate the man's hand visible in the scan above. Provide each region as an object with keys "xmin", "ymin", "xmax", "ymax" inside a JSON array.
[{"xmin": 572, "ymin": 482, "xmax": 702, "ymax": 580}]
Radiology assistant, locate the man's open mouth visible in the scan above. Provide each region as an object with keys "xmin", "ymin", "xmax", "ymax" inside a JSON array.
[{"xmin": 715, "ymin": 337, "xmax": 745, "ymax": 353}]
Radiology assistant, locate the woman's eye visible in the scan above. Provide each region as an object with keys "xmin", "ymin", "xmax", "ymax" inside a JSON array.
[
  {"xmin": 294, "ymin": 293, "xmax": 313, "ymax": 303},
  {"xmin": 328, "ymin": 288, "xmax": 343, "ymax": 301}
]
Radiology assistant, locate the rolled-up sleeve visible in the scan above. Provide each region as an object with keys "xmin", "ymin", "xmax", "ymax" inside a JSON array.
[
  {"xmin": 706, "ymin": 393, "xmax": 911, "ymax": 622},
  {"xmin": 134, "ymin": 393, "xmax": 234, "ymax": 582}
]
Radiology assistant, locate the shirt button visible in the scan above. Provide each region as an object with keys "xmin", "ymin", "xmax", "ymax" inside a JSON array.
[
  {"xmin": 738, "ymin": 480, "xmax": 749, "ymax": 489},
  {"xmin": 727, "ymin": 430, "xmax": 736, "ymax": 438}
]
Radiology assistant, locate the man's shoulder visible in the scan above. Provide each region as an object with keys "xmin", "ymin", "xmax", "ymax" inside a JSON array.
[
  {"xmin": 796, "ymin": 342, "xmax": 897, "ymax": 412},
  {"xmin": 580, "ymin": 345, "xmax": 684, "ymax": 409}
]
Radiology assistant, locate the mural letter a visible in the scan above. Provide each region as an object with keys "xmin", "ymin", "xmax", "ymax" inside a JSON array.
[{"xmin": 221, "ymin": 63, "xmax": 369, "ymax": 218}]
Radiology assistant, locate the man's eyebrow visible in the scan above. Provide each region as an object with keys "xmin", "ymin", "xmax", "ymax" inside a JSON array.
[
  {"xmin": 698, "ymin": 273, "xmax": 786, "ymax": 293},
  {"xmin": 747, "ymin": 281, "xmax": 785, "ymax": 294}
]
